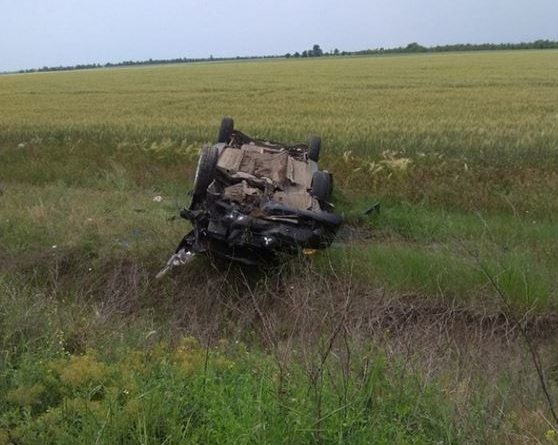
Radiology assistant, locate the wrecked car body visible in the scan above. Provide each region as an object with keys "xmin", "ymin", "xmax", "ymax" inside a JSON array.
[{"xmin": 158, "ymin": 118, "xmax": 343, "ymax": 276}]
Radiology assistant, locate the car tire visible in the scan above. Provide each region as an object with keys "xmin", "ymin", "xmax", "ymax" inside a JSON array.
[
  {"xmin": 311, "ymin": 170, "xmax": 332, "ymax": 202},
  {"xmin": 217, "ymin": 117, "xmax": 234, "ymax": 143},
  {"xmin": 308, "ymin": 136, "xmax": 321, "ymax": 162},
  {"xmin": 193, "ymin": 145, "xmax": 219, "ymax": 198}
]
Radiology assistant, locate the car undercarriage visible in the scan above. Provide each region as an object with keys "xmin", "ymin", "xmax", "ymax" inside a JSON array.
[{"xmin": 157, "ymin": 118, "xmax": 343, "ymax": 277}]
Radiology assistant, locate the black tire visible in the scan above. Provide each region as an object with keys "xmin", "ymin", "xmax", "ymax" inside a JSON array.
[
  {"xmin": 311, "ymin": 170, "xmax": 332, "ymax": 202},
  {"xmin": 193, "ymin": 145, "xmax": 219, "ymax": 198},
  {"xmin": 217, "ymin": 117, "xmax": 234, "ymax": 143},
  {"xmin": 308, "ymin": 135, "xmax": 321, "ymax": 162}
]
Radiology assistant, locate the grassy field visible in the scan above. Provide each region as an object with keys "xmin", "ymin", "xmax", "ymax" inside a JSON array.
[{"xmin": 1, "ymin": 50, "xmax": 558, "ymax": 443}]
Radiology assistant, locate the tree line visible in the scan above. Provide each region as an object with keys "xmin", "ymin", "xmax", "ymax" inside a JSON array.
[
  {"xmin": 351, "ymin": 39, "xmax": 558, "ymax": 56},
  {"xmin": 10, "ymin": 40, "xmax": 558, "ymax": 74}
]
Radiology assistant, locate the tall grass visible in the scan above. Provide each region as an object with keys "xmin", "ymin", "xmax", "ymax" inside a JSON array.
[
  {"xmin": 1, "ymin": 338, "xmax": 462, "ymax": 444},
  {"xmin": 1, "ymin": 51, "xmax": 558, "ymax": 442},
  {"xmin": 0, "ymin": 271, "xmax": 553, "ymax": 444}
]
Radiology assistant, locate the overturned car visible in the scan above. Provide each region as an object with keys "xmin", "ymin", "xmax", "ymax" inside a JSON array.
[{"xmin": 158, "ymin": 118, "xmax": 343, "ymax": 276}]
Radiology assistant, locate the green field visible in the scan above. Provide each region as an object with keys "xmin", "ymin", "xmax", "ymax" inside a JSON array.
[{"xmin": 1, "ymin": 51, "xmax": 558, "ymax": 443}]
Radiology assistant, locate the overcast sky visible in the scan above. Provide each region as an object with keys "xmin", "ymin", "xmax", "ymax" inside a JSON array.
[{"xmin": 1, "ymin": 0, "xmax": 557, "ymax": 72}]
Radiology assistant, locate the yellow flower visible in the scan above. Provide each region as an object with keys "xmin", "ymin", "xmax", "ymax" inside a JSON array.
[
  {"xmin": 51, "ymin": 350, "xmax": 108, "ymax": 387},
  {"xmin": 6, "ymin": 383, "xmax": 45, "ymax": 407},
  {"xmin": 171, "ymin": 336, "xmax": 204, "ymax": 376},
  {"xmin": 545, "ymin": 429, "xmax": 558, "ymax": 443}
]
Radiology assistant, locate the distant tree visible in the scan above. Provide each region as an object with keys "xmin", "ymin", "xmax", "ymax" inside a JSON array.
[
  {"xmin": 301, "ymin": 50, "xmax": 308, "ymax": 57},
  {"xmin": 405, "ymin": 42, "xmax": 427, "ymax": 52},
  {"xmin": 312, "ymin": 44, "xmax": 323, "ymax": 57},
  {"xmin": 294, "ymin": 52, "xmax": 300, "ymax": 58},
  {"xmin": 285, "ymin": 53, "xmax": 291, "ymax": 58},
  {"xmin": 333, "ymin": 48, "xmax": 340, "ymax": 56}
]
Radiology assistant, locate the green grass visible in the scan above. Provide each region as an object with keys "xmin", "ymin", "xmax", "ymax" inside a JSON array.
[
  {"xmin": 0, "ymin": 277, "xmax": 547, "ymax": 445},
  {"xmin": 1, "ymin": 51, "xmax": 558, "ymax": 442},
  {"xmin": 1, "ymin": 336, "xmax": 462, "ymax": 444},
  {"xmin": 320, "ymin": 244, "xmax": 555, "ymax": 309}
]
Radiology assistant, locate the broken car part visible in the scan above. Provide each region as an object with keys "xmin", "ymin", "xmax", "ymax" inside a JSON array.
[{"xmin": 158, "ymin": 118, "xmax": 343, "ymax": 276}]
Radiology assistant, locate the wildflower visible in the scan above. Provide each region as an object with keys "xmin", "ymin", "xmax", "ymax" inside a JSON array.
[
  {"xmin": 52, "ymin": 350, "xmax": 108, "ymax": 387},
  {"xmin": 6, "ymin": 384, "xmax": 45, "ymax": 407},
  {"xmin": 171, "ymin": 345, "xmax": 204, "ymax": 376},
  {"xmin": 214, "ymin": 356, "xmax": 234, "ymax": 370},
  {"xmin": 545, "ymin": 429, "xmax": 558, "ymax": 442}
]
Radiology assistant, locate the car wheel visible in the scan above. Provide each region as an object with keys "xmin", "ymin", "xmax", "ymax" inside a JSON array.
[
  {"xmin": 311, "ymin": 170, "xmax": 332, "ymax": 202},
  {"xmin": 193, "ymin": 145, "xmax": 219, "ymax": 198},
  {"xmin": 308, "ymin": 135, "xmax": 321, "ymax": 162},
  {"xmin": 217, "ymin": 117, "xmax": 234, "ymax": 143}
]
